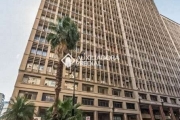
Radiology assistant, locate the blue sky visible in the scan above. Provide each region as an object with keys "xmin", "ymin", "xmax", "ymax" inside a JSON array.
[
  {"xmin": 0, "ymin": 0, "xmax": 180, "ymax": 101},
  {"xmin": 154, "ymin": 0, "xmax": 180, "ymax": 23}
]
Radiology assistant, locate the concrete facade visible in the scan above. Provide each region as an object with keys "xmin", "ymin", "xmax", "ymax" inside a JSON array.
[{"xmin": 11, "ymin": 0, "xmax": 180, "ymax": 120}]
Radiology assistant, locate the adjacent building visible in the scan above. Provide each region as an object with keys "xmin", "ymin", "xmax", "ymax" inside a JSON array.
[
  {"xmin": 0, "ymin": 93, "xmax": 5, "ymax": 115},
  {"xmin": 11, "ymin": 0, "xmax": 180, "ymax": 120},
  {"xmin": 0, "ymin": 101, "xmax": 9, "ymax": 116}
]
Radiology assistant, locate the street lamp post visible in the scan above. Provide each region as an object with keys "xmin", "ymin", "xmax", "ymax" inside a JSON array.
[
  {"xmin": 161, "ymin": 99, "xmax": 164, "ymax": 107},
  {"xmin": 71, "ymin": 51, "xmax": 85, "ymax": 116},
  {"xmin": 161, "ymin": 99, "xmax": 164, "ymax": 115},
  {"xmin": 71, "ymin": 63, "xmax": 76, "ymax": 116}
]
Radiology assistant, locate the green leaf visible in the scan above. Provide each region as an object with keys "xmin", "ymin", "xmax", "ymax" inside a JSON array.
[{"xmin": 0, "ymin": 97, "xmax": 35, "ymax": 120}]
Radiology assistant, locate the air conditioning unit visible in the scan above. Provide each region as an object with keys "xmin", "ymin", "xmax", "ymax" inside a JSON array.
[
  {"xmin": 33, "ymin": 117, "xmax": 41, "ymax": 120},
  {"xmin": 27, "ymin": 64, "xmax": 33, "ymax": 69},
  {"xmin": 69, "ymin": 74, "xmax": 74, "ymax": 78},
  {"xmin": 39, "ymin": 66, "xmax": 44, "ymax": 71},
  {"xmin": 86, "ymin": 78, "xmax": 91, "ymax": 81}
]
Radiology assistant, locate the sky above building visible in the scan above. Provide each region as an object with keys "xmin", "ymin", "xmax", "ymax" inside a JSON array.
[{"xmin": 0, "ymin": 0, "xmax": 179, "ymax": 101}]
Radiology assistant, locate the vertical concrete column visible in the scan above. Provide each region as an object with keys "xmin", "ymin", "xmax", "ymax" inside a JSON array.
[
  {"xmin": 149, "ymin": 105, "xmax": 155, "ymax": 120},
  {"xmin": 16, "ymin": 72, "xmax": 24, "ymax": 83},
  {"xmin": 94, "ymin": 111, "xmax": 98, "ymax": 120},
  {"xmin": 159, "ymin": 106, "xmax": 166, "ymax": 120},
  {"xmin": 121, "ymin": 89, "xmax": 125, "ymax": 97},
  {"xmin": 123, "ymin": 113, "xmax": 127, "ymax": 120},
  {"xmin": 108, "ymin": 87, "xmax": 112, "ymax": 95},
  {"xmin": 110, "ymin": 112, "xmax": 113, "ymax": 120},
  {"xmin": 94, "ymin": 97, "xmax": 98, "ymax": 106},
  {"xmin": 43, "ymin": 59, "xmax": 48, "ymax": 74},
  {"xmin": 36, "ymin": 91, "xmax": 43, "ymax": 101},
  {"xmin": 59, "ymin": 92, "xmax": 63, "ymax": 101},
  {"xmin": 76, "ymin": 95, "xmax": 81, "ymax": 104},
  {"xmin": 11, "ymin": 88, "xmax": 19, "ymax": 98},
  {"xmin": 169, "ymin": 107, "xmax": 176, "ymax": 120},
  {"xmin": 147, "ymin": 94, "xmax": 151, "ymax": 101},
  {"xmin": 137, "ymin": 114, "xmax": 142, "ymax": 120},
  {"xmin": 78, "ymin": 82, "xmax": 82, "ymax": 91},
  {"xmin": 122, "ymin": 102, "xmax": 126, "ymax": 109},
  {"xmin": 41, "ymin": 76, "xmax": 46, "ymax": 86}
]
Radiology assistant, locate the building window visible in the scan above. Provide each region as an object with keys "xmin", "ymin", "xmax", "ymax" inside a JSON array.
[
  {"xmin": 44, "ymin": 79, "xmax": 56, "ymax": 87},
  {"xmin": 126, "ymin": 103, "xmax": 135, "ymax": 109},
  {"xmin": 34, "ymin": 35, "xmax": 40, "ymax": 41},
  {"xmin": 125, "ymin": 91, "xmax": 133, "ymax": 98},
  {"xmin": 170, "ymin": 98, "xmax": 176, "ymax": 104},
  {"xmin": 82, "ymin": 84, "xmax": 94, "ymax": 92},
  {"xmin": 113, "ymin": 101, "xmax": 122, "ymax": 108},
  {"xmin": 161, "ymin": 97, "xmax": 167, "ymax": 103},
  {"xmin": 31, "ymin": 48, "xmax": 36, "ymax": 54},
  {"xmin": 64, "ymin": 82, "xmax": 78, "ymax": 90},
  {"xmin": 82, "ymin": 98, "xmax": 94, "ymax": 105},
  {"xmin": 22, "ymin": 75, "xmax": 41, "ymax": 85},
  {"xmin": 42, "ymin": 51, "xmax": 47, "ymax": 56},
  {"xmin": 114, "ymin": 115, "xmax": 123, "ymax": 120},
  {"xmin": 112, "ymin": 89, "xmax": 121, "ymax": 96},
  {"xmin": 37, "ymin": 49, "xmax": 42, "ymax": 55},
  {"xmin": 18, "ymin": 91, "xmax": 37, "ymax": 100},
  {"xmin": 39, "ymin": 65, "xmax": 44, "ymax": 71},
  {"xmin": 98, "ymin": 87, "xmax": 108, "ymax": 94},
  {"xmin": 98, "ymin": 100, "xmax": 109, "ymax": 107},
  {"xmin": 63, "ymin": 95, "xmax": 77, "ymax": 103},
  {"xmin": 139, "ymin": 93, "xmax": 147, "ymax": 100},
  {"xmin": 38, "ymin": 107, "xmax": 48, "ymax": 118},
  {"xmin": 42, "ymin": 93, "xmax": 55, "ymax": 102},
  {"xmin": 150, "ymin": 95, "xmax": 157, "ymax": 101}
]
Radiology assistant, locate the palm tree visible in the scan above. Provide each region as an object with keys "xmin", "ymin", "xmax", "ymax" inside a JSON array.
[
  {"xmin": 0, "ymin": 97, "xmax": 35, "ymax": 120},
  {"xmin": 43, "ymin": 99, "xmax": 83, "ymax": 120},
  {"xmin": 46, "ymin": 16, "xmax": 80, "ymax": 118}
]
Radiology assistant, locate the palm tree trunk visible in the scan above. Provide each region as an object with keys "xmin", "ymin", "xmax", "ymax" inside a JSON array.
[{"xmin": 53, "ymin": 59, "xmax": 63, "ymax": 119}]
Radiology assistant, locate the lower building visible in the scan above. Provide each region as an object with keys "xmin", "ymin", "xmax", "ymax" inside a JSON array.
[
  {"xmin": 0, "ymin": 101, "xmax": 9, "ymax": 116},
  {"xmin": 0, "ymin": 93, "xmax": 5, "ymax": 115}
]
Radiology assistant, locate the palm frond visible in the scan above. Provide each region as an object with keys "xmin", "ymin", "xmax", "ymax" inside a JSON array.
[
  {"xmin": 45, "ymin": 99, "xmax": 83, "ymax": 120},
  {"xmin": 46, "ymin": 16, "xmax": 80, "ymax": 52},
  {"xmin": 0, "ymin": 97, "xmax": 35, "ymax": 120}
]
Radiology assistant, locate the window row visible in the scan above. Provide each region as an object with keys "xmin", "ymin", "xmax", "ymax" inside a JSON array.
[
  {"xmin": 139, "ymin": 93, "xmax": 178, "ymax": 104},
  {"xmin": 21, "ymin": 75, "xmax": 134, "ymax": 98},
  {"xmin": 18, "ymin": 90, "xmax": 135, "ymax": 109}
]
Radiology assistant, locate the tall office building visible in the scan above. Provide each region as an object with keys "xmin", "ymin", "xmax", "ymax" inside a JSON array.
[
  {"xmin": 0, "ymin": 93, "xmax": 5, "ymax": 114},
  {"xmin": 11, "ymin": 0, "xmax": 180, "ymax": 119}
]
